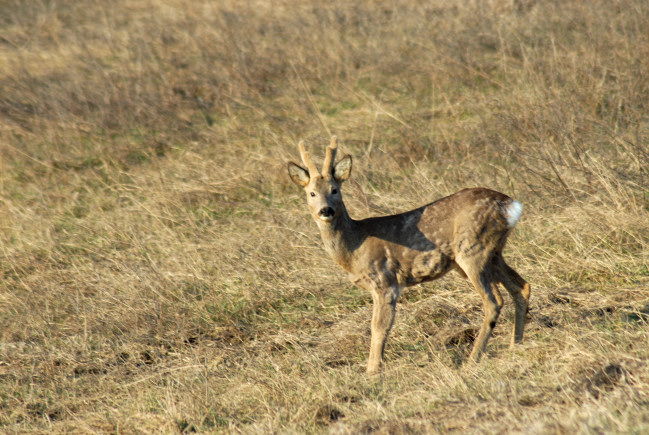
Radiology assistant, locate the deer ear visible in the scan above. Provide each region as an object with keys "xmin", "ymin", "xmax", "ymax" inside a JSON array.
[
  {"xmin": 333, "ymin": 155, "xmax": 352, "ymax": 182},
  {"xmin": 288, "ymin": 162, "xmax": 310, "ymax": 187}
]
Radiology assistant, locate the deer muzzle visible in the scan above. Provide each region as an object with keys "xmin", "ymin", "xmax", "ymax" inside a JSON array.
[{"xmin": 318, "ymin": 207, "xmax": 335, "ymax": 222}]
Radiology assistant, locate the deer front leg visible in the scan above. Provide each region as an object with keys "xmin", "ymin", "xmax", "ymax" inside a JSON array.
[{"xmin": 367, "ymin": 285, "xmax": 399, "ymax": 376}]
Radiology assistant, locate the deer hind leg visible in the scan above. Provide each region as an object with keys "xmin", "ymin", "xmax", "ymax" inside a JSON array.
[
  {"xmin": 458, "ymin": 257, "xmax": 504, "ymax": 362},
  {"xmin": 367, "ymin": 285, "xmax": 399, "ymax": 376},
  {"xmin": 494, "ymin": 255, "xmax": 531, "ymax": 346}
]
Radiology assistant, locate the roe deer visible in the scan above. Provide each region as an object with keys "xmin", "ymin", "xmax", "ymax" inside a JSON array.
[{"xmin": 288, "ymin": 137, "xmax": 531, "ymax": 375}]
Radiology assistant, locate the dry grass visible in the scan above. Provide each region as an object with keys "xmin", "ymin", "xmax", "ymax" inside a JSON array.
[{"xmin": 1, "ymin": 0, "xmax": 649, "ymax": 432}]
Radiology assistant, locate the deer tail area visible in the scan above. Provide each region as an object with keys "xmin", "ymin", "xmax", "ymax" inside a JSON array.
[{"xmin": 505, "ymin": 200, "xmax": 523, "ymax": 229}]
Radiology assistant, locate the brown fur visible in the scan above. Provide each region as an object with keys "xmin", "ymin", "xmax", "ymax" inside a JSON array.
[{"xmin": 288, "ymin": 138, "xmax": 531, "ymax": 375}]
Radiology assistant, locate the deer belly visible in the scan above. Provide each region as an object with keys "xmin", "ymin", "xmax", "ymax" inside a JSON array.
[{"xmin": 407, "ymin": 250, "xmax": 451, "ymax": 285}]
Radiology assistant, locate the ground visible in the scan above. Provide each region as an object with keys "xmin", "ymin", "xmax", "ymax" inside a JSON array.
[{"xmin": 1, "ymin": 0, "xmax": 649, "ymax": 433}]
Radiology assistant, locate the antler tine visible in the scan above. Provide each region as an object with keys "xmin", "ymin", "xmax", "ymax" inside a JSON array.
[
  {"xmin": 298, "ymin": 140, "xmax": 319, "ymax": 176},
  {"xmin": 322, "ymin": 136, "xmax": 338, "ymax": 178}
]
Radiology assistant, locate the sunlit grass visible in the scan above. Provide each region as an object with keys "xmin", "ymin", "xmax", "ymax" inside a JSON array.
[{"xmin": 1, "ymin": 0, "xmax": 648, "ymax": 432}]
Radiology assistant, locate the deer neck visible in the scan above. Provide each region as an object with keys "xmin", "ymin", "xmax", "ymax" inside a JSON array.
[{"xmin": 316, "ymin": 203, "xmax": 359, "ymax": 270}]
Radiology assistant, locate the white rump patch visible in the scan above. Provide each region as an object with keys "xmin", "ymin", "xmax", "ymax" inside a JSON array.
[{"xmin": 505, "ymin": 200, "xmax": 523, "ymax": 228}]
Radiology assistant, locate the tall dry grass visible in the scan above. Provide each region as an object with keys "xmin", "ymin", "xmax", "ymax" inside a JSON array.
[{"xmin": 1, "ymin": 0, "xmax": 648, "ymax": 432}]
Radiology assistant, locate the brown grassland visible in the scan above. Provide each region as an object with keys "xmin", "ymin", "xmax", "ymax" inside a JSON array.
[{"xmin": 1, "ymin": 0, "xmax": 649, "ymax": 432}]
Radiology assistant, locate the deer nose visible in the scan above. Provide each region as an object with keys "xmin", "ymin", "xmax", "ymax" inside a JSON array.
[{"xmin": 319, "ymin": 207, "xmax": 334, "ymax": 217}]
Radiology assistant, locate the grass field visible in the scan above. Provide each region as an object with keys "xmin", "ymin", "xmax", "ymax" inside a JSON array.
[{"xmin": 1, "ymin": 0, "xmax": 649, "ymax": 432}]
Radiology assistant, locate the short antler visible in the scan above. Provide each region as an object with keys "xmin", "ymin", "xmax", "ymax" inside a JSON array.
[
  {"xmin": 322, "ymin": 136, "xmax": 338, "ymax": 179},
  {"xmin": 298, "ymin": 140, "xmax": 319, "ymax": 176}
]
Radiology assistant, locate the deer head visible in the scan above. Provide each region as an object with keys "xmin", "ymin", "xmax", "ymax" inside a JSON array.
[{"xmin": 287, "ymin": 136, "xmax": 352, "ymax": 224}]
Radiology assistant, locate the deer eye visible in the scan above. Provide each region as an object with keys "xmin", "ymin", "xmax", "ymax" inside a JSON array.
[{"xmin": 310, "ymin": 192, "xmax": 316, "ymax": 197}]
